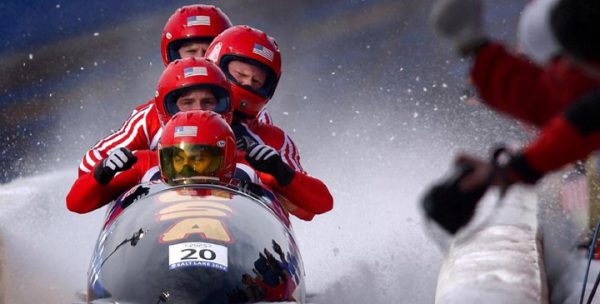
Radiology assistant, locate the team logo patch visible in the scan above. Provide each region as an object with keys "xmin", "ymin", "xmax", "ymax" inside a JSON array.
[
  {"xmin": 187, "ymin": 15, "xmax": 211, "ymax": 26},
  {"xmin": 169, "ymin": 242, "xmax": 228, "ymax": 271},
  {"xmin": 252, "ymin": 43, "xmax": 274, "ymax": 62},
  {"xmin": 216, "ymin": 140, "xmax": 226, "ymax": 148},
  {"xmin": 184, "ymin": 67, "xmax": 208, "ymax": 78},
  {"xmin": 174, "ymin": 126, "xmax": 198, "ymax": 137}
]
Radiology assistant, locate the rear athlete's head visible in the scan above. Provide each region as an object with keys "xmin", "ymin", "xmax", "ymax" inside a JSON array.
[
  {"xmin": 206, "ymin": 25, "xmax": 282, "ymax": 120},
  {"xmin": 161, "ymin": 4, "xmax": 232, "ymax": 66},
  {"xmin": 154, "ymin": 57, "xmax": 233, "ymax": 126},
  {"xmin": 158, "ymin": 110, "xmax": 236, "ymax": 185}
]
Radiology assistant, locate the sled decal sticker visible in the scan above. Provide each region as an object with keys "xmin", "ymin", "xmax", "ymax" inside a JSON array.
[
  {"xmin": 169, "ymin": 242, "xmax": 228, "ymax": 271},
  {"xmin": 160, "ymin": 217, "xmax": 232, "ymax": 243},
  {"xmin": 156, "ymin": 192, "xmax": 234, "ymax": 243},
  {"xmin": 157, "ymin": 201, "xmax": 232, "ymax": 220}
]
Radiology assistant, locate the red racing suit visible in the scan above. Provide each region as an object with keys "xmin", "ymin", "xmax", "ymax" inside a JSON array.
[
  {"xmin": 470, "ymin": 42, "xmax": 600, "ymax": 181},
  {"xmin": 470, "ymin": 42, "xmax": 600, "ymax": 127},
  {"xmin": 68, "ymin": 148, "xmax": 332, "ymax": 221},
  {"xmin": 68, "ymin": 150, "xmax": 159, "ymax": 214},
  {"xmin": 231, "ymin": 119, "xmax": 334, "ymax": 220},
  {"xmin": 78, "ymin": 100, "xmax": 273, "ymax": 176},
  {"xmin": 511, "ymin": 90, "xmax": 600, "ymax": 183}
]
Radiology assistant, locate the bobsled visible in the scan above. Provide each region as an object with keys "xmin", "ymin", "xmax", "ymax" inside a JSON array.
[{"xmin": 86, "ymin": 181, "xmax": 305, "ymax": 303}]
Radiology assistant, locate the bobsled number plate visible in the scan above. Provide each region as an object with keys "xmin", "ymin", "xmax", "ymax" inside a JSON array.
[{"xmin": 168, "ymin": 242, "xmax": 228, "ymax": 271}]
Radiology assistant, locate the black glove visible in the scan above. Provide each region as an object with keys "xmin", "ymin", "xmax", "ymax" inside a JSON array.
[
  {"xmin": 241, "ymin": 137, "xmax": 295, "ymax": 187},
  {"xmin": 421, "ymin": 163, "xmax": 489, "ymax": 235},
  {"xmin": 93, "ymin": 147, "xmax": 138, "ymax": 185},
  {"xmin": 422, "ymin": 146, "xmax": 537, "ymax": 235},
  {"xmin": 504, "ymin": 153, "xmax": 542, "ymax": 185}
]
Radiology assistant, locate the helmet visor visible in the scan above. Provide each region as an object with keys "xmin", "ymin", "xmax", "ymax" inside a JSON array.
[{"xmin": 159, "ymin": 143, "xmax": 224, "ymax": 185}]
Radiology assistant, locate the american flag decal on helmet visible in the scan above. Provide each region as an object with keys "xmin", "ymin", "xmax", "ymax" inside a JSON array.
[
  {"xmin": 174, "ymin": 126, "xmax": 198, "ymax": 137},
  {"xmin": 184, "ymin": 67, "xmax": 208, "ymax": 78},
  {"xmin": 187, "ymin": 16, "xmax": 211, "ymax": 26},
  {"xmin": 252, "ymin": 43, "xmax": 274, "ymax": 62}
]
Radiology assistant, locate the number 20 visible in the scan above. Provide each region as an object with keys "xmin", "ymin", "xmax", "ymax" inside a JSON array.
[{"xmin": 181, "ymin": 248, "xmax": 216, "ymax": 261}]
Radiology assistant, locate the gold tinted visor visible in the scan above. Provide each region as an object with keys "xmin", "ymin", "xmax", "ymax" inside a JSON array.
[{"xmin": 159, "ymin": 143, "xmax": 224, "ymax": 185}]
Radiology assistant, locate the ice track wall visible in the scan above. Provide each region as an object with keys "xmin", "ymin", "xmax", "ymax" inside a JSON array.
[{"xmin": 435, "ymin": 187, "xmax": 548, "ymax": 304}]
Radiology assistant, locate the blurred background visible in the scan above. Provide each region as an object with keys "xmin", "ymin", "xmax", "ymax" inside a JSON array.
[{"xmin": 0, "ymin": 0, "xmax": 530, "ymax": 303}]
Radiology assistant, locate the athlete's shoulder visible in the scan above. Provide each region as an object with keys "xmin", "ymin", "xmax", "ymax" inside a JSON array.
[
  {"xmin": 256, "ymin": 108, "xmax": 274, "ymax": 125},
  {"xmin": 145, "ymin": 103, "xmax": 161, "ymax": 124},
  {"xmin": 133, "ymin": 102, "xmax": 161, "ymax": 131},
  {"xmin": 252, "ymin": 121, "xmax": 288, "ymax": 147},
  {"xmin": 134, "ymin": 99, "xmax": 155, "ymax": 112},
  {"xmin": 250, "ymin": 120, "xmax": 285, "ymax": 138}
]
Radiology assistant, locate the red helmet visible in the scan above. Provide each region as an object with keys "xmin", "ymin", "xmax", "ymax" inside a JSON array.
[
  {"xmin": 205, "ymin": 25, "xmax": 282, "ymax": 118},
  {"xmin": 159, "ymin": 110, "xmax": 236, "ymax": 185},
  {"xmin": 161, "ymin": 4, "xmax": 232, "ymax": 66},
  {"xmin": 154, "ymin": 57, "xmax": 233, "ymax": 125}
]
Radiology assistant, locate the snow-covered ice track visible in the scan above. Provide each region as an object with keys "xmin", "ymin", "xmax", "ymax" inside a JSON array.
[{"xmin": 435, "ymin": 187, "xmax": 548, "ymax": 304}]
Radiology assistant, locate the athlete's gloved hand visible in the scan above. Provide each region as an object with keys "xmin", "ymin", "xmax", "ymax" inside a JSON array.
[
  {"xmin": 94, "ymin": 147, "xmax": 138, "ymax": 185},
  {"xmin": 456, "ymin": 148, "xmax": 542, "ymax": 192},
  {"xmin": 241, "ymin": 137, "xmax": 295, "ymax": 186},
  {"xmin": 422, "ymin": 145, "xmax": 544, "ymax": 235},
  {"xmin": 430, "ymin": 0, "xmax": 488, "ymax": 56}
]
